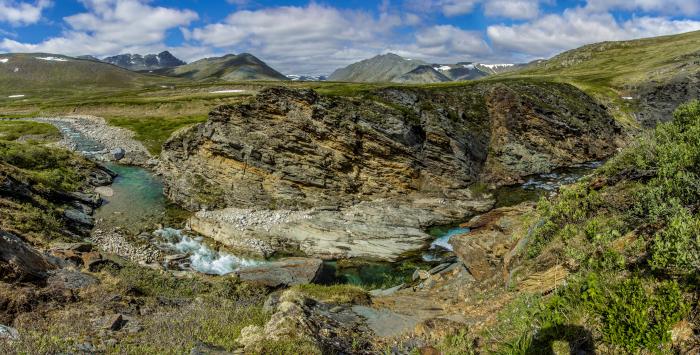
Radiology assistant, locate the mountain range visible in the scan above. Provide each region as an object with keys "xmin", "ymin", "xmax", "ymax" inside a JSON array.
[
  {"xmin": 327, "ymin": 53, "xmax": 523, "ymax": 83},
  {"xmin": 151, "ymin": 53, "xmax": 288, "ymax": 82},
  {"xmin": 102, "ymin": 51, "xmax": 186, "ymax": 71}
]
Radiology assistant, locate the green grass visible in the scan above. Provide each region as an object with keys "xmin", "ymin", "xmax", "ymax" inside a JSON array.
[
  {"xmin": 496, "ymin": 30, "xmax": 700, "ymax": 127},
  {"xmin": 107, "ymin": 115, "xmax": 208, "ymax": 154},
  {"xmin": 0, "ymin": 120, "xmax": 60, "ymax": 142},
  {"xmin": 489, "ymin": 101, "xmax": 700, "ymax": 353}
]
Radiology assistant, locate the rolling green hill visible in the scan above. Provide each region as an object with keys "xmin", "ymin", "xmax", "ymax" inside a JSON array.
[
  {"xmin": 499, "ymin": 30, "xmax": 700, "ymax": 126},
  {"xmin": 157, "ymin": 53, "xmax": 288, "ymax": 82},
  {"xmin": 0, "ymin": 53, "xmax": 168, "ymax": 95}
]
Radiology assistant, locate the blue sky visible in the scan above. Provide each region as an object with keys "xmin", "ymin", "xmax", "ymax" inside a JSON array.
[{"xmin": 1, "ymin": 0, "xmax": 699, "ymax": 75}]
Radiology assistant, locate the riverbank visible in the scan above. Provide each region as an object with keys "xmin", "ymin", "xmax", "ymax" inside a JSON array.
[{"xmin": 26, "ymin": 116, "xmax": 155, "ymax": 167}]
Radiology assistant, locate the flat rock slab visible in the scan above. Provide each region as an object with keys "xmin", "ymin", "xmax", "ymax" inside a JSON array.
[
  {"xmin": 351, "ymin": 306, "xmax": 422, "ymax": 338},
  {"xmin": 235, "ymin": 257, "xmax": 323, "ymax": 287}
]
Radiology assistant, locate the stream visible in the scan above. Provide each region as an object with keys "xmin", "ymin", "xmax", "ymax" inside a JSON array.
[{"xmin": 49, "ymin": 120, "xmax": 601, "ymax": 289}]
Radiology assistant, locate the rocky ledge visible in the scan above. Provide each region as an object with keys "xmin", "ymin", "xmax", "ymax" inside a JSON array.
[{"xmin": 160, "ymin": 83, "xmax": 622, "ymax": 260}]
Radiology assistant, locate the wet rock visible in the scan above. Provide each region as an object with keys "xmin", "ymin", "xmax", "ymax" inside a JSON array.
[
  {"xmin": 111, "ymin": 147, "xmax": 126, "ymax": 160},
  {"xmin": 0, "ymin": 324, "xmax": 19, "ymax": 341},
  {"xmin": 235, "ymin": 258, "xmax": 323, "ymax": 287},
  {"xmin": 0, "ymin": 230, "xmax": 53, "ymax": 283},
  {"xmin": 64, "ymin": 208, "xmax": 95, "ymax": 227}
]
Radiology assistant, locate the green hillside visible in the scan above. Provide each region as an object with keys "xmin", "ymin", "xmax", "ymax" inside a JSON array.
[
  {"xmin": 499, "ymin": 30, "xmax": 700, "ymax": 125},
  {"xmin": 158, "ymin": 53, "xmax": 288, "ymax": 82},
  {"xmin": 0, "ymin": 53, "xmax": 171, "ymax": 95}
]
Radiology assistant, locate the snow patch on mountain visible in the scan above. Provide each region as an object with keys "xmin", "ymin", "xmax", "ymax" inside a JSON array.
[{"xmin": 36, "ymin": 56, "xmax": 68, "ymax": 62}]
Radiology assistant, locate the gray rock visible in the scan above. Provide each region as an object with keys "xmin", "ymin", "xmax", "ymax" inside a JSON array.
[
  {"xmin": 412, "ymin": 269, "xmax": 430, "ymax": 281},
  {"xmin": 0, "ymin": 325, "xmax": 19, "ymax": 341},
  {"xmin": 428, "ymin": 263, "xmax": 453, "ymax": 275},
  {"xmin": 47, "ymin": 269, "xmax": 98, "ymax": 290},
  {"xmin": 64, "ymin": 208, "xmax": 95, "ymax": 226},
  {"xmin": 111, "ymin": 147, "xmax": 126, "ymax": 160},
  {"xmin": 234, "ymin": 258, "xmax": 323, "ymax": 287},
  {"xmin": 369, "ymin": 283, "xmax": 405, "ymax": 297},
  {"xmin": 104, "ymin": 314, "xmax": 125, "ymax": 331},
  {"xmin": 0, "ymin": 230, "xmax": 53, "ymax": 282}
]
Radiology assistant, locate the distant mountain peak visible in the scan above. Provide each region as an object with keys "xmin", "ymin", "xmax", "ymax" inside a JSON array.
[{"xmin": 102, "ymin": 51, "xmax": 186, "ymax": 71}]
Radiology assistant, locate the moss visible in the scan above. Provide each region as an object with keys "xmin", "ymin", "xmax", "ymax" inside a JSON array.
[
  {"xmin": 0, "ymin": 120, "xmax": 60, "ymax": 142},
  {"xmin": 107, "ymin": 115, "xmax": 207, "ymax": 155}
]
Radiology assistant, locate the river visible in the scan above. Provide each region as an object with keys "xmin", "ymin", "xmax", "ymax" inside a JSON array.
[{"xmin": 40, "ymin": 119, "xmax": 600, "ymax": 289}]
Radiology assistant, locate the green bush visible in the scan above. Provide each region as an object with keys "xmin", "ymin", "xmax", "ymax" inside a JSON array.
[
  {"xmin": 650, "ymin": 206, "xmax": 700, "ymax": 275},
  {"xmin": 590, "ymin": 277, "xmax": 689, "ymax": 352}
]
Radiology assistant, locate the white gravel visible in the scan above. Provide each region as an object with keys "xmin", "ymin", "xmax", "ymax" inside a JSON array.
[
  {"xmin": 29, "ymin": 116, "xmax": 156, "ymax": 167},
  {"xmin": 195, "ymin": 208, "xmax": 312, "ymax": 233}
]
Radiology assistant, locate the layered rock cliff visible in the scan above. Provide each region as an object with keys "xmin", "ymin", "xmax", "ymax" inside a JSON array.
[{"xmin": 159, "ymin": 81, "xmax": 622, "ymax": 260}]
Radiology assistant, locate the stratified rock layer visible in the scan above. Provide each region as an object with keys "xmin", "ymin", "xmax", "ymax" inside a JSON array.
[{"xmin": 159, "ymin": 83, "xmax": 622, "ymax": 259}]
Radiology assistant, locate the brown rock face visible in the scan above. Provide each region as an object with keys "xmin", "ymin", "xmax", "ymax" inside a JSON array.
[
  {"xmin": 0, "ymin": 230, "xmax": 53, "ymax": 283},
  {"xmin": 160, "ymin": 83, "xmax": 621, "ymax": 211},
  {"xmin": 450, "ymin": 202, "xmax": 535, "ymax": 283}
]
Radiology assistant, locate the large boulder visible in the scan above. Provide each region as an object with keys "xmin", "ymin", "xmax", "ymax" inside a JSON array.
[
  {"xmin": 188, "ymin": 195, "xmax": 493, "ymax": 261},
  {"xmin": 0, "ymin": 230, "xmax": 53, "ymax": 283},
  {"xmin": 234, "ymin": 258, "xmax": 323, "ymax": 287},
  {"xmin": 449, "ymin": 202, "xmax": 535, "ymax": 283},
  {"xmin": 237, "ymin": 290, "xmax": 372, "ymax": 353}
]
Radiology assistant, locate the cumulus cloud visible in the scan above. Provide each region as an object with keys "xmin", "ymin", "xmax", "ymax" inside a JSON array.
[
  {"xmin": 585, "ymin": 0, "xmax": 700, "ymax": 16},
  {"xmin": 484, "ymin": 0, "xmax": 541, "ymax": 19},
  {"xmin": 185, "ymin": 4, "xmax": 403, "ymax": 74},
  {"xmin": 0, "ymin": 0, "xmax": 197, "ymax": 57},
  {"xmin": 487, "ymin": 7, "xmax": 700, "ymax": 58},
  {"xmin": 0, "ymin": 0, "xmax": 51, "ymax": 25}
]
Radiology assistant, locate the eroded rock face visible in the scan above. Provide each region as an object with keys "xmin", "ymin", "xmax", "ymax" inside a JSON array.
[
  {"xmin": 160, "ymin": 84, "xmax": 620, "ymax": 259},
  {"xmin": 161, "ymin": 84, "xmax": 620, "ymax": 211}
]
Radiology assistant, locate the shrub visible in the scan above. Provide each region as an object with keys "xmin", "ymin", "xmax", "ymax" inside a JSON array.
[
  {"xmin": 586, "ymin": 276, "xmax": 689, "ymax": 352},
  {"xmin": 650, "ymin": 207, "xmax": 700, "ymax": 275}
]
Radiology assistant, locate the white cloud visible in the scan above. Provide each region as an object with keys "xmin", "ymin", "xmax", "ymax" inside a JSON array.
[
  {"xmin": 185, "ymin": 4, "xmax": 403, "ymax": 74},
  {"xmin": 484, "ymin": 0, "xmax": 541, "ymax": 19},
  {"xmin": 487, "ymin": 7, "xmax": 700, "ymax": 58},
  {"xmin": 1, "ymin": 0, "xmax": 197, "ymax": 57},
  {"xmin": 0, "ymin": 0, "xmax": 51, "ymax": 25},
  {"xmin": 585, "ymin": 0, "xmax": 700, "ymax": 16}
]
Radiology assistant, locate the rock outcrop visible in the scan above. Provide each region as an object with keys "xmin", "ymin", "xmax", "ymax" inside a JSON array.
[
  {"xmin": 0, "ymin": 230, "xmax": 53, "ymax": 283},
  {"xmin": 237, "ymin": 289, "xmax": 373, "ymax": 353},
  {"xmin": 160, "ymin": 83, "xmax": 621, "ymax": 260},
  {"xmin": 450, "ymin": 202, "xmax": 535, "ymax": 283},
  {"xmin": 234, "ymin": 258, "xmax": 323, "ymax": 287}
]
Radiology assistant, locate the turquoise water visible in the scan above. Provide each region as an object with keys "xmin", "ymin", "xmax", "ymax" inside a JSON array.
[
  {"xmin": 92, "ymin": 162, "xmax": 600, "ymax": 286},
  {"xmin": 94, "ymin": 164, "xmax": 184, "ymax": 233}
]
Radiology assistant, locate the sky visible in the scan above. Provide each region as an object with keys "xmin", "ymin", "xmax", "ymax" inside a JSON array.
[{"xmin": 0, "ymin": 0, "xmax": 700, "ymax": 75}]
